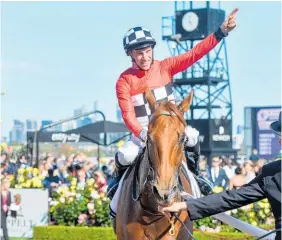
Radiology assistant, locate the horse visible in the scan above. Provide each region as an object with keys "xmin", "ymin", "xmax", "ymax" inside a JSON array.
[{"xmin": 115, "ymin": 89, "xmax": 195, "ymax": 240}]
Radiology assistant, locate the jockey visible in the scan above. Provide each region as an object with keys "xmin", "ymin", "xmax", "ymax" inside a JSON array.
[{"xmin": 107, "ymin": 10, "xmax": 237, "ymax": 199}]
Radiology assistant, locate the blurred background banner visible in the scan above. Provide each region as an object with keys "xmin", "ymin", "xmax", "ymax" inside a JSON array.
[{"xmin": 6, "ymin": 189, "xmax": 49, "ymax": 238}]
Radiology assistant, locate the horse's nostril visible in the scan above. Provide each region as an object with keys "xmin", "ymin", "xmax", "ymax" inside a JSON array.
[
  {"xmin": 153, "ymin": 186, "xmax": 158, "ymax": 195},
  {"xmin": 163, "ymin": 194, "xmax": 169, "ymax": 201}
]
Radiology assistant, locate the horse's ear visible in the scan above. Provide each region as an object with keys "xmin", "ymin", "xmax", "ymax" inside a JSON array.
[
  {"xmin": 177, "ymin": 89, "xmax": 194, "ymax": 114},
  {"xmin": 145, "ymin": 88, "xmax": 157, "ymax": 113}
]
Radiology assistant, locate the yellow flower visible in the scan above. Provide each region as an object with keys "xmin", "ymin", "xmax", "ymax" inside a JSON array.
[
  {"xmin": 213, "ymin": 186, "xmax": 224, "ymax": 194},
  {"xmin": 32, "ymin": 168, "xmax": 39, "ymax": 176},
  {"xmin": 264, "ymin": 203, "xmax": 270, "ymax": 209},
  {"xmin": 248, "ymin": 212, "xmax": 255, "ymax": 218},
  {"xmin": 87, "ymin": 178, "xmax": 95, "ymax": 185},
  {"xmin": 26, "ymin": 167, "xmax": 32, "ymax": 172},
  {"xmin": 248, "ymin": 203, "xmax": 254, "ymax": 209},
  {"xmin": 33, "ymin": 178, "xmax": 42, "ymax": 188},
  {"xmin": 18, "ymin": 176, "xmax": 25, "ymax": 183},
  {"xmin": 8, "ymin": 175, "xmax": 15, "ymax": 181},
  {"xmin": 15, "ymin": 184, "xmax": 22, "ymax": 189},
  {"xmin": 251, "ymin": 221, "xmax": 258, "ymax": 226},
  {"xmin": 25, "ymin": 180, "xmax": 32, "ymax": 188},
  {"xmin": 38, "ymin": 175, "xmax": 44, "ymax": 180},
  {"xmin": 18, "ymin": 168, "xmax": 25, "ymax": 174}
]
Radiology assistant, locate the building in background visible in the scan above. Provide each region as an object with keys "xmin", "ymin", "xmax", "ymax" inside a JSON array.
[
  {"xmin": 73, "ymin": 105, "xmax": 86, "ymax": 117},
  {"xmin": 41, "ymin": 120, "xmax": 55, "ymax": 131},
  {"xmin": 74, "ymin": 106, "xmax": 87, "ymax": 128},
  {"xmin": 9, "ymin": 120, "xmax": 25, "ymax": 143},
  {"xmin": 26, "ymin": 119, "xmax": 38, "ymax": 131}
]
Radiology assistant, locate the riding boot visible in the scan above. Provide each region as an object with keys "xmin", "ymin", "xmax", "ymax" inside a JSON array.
[
  {"xmin": 107, "ymin": 153, "xmax": 128, "ymax": 200},
  {"xmin": 185, "ymin": 141, "xmax": 213, "ymax": 196}
]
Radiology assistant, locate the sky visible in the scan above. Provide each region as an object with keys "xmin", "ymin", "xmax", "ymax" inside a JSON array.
[{"xmin": 1, "ymin": 1, "xmax": 281, "ymax": 137}]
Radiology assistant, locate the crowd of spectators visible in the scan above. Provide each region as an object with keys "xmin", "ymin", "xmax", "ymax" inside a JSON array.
[
  {"xmin": 1, "ymin": 151, "xmax": 115, "ymax": 194},
  {"xmin": 1, "ymin": 147, "xmax": 271, "ymax": 195},
  {"xmin": 199, "ymin": 149, "xmax": 270, "ymax": 191}
]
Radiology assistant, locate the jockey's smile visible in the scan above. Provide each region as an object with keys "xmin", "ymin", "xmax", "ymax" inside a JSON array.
[{"xmin": 130, "ymin": 46, "xmax": 153, "ymax": 70}]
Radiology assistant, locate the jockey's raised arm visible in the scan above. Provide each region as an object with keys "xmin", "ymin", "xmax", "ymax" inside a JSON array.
[{"xmin": 162, "ymin": 30, "xmax": 224, "ymax": 77}]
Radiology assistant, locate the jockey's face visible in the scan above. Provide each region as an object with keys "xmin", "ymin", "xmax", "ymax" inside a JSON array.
[{"xmin": 130, "ymin": 46, "xmax": 153, "ymax": 70}]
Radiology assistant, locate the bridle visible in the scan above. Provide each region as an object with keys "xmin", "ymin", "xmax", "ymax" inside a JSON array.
[
  {"xmin": 145, "ymin": 108, "xmax": 187, "ymax": 192},
  {"xmin": 137, "ymin": 107, "xmax": 197, "ymax": 239}
]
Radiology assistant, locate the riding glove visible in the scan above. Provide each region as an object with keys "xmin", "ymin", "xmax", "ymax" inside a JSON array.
[
  {"xmin": 138, "ymin": 129, "xmax": 148, "ymax": 143},
  {"xmin": 184, "ymin": 126, "xmax": 199, "ymax": 147}
]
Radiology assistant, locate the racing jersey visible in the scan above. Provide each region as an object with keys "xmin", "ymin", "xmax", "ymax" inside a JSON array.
[{"xmin": 116, "ymin": 32, "xmax": 221, "ymax": 137}]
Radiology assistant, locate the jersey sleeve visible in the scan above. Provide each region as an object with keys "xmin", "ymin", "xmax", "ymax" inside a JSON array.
[
  {"xmin": 116, "ymin": 77, "xmax": 143, "ymax": 138},
  {"xmin": 162, "ymin": 33, "xmax": 220, "ymax": 78}
]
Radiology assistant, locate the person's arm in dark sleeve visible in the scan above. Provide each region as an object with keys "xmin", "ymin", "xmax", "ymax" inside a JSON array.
[{"xmin": 186, "ymin": 174, "xmax": 266, "ymax": 220}]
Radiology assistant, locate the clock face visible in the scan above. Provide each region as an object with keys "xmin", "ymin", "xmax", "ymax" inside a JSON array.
[{"xmin": 182, "ymin": 11, "xmax": 199, "ymax": 32}]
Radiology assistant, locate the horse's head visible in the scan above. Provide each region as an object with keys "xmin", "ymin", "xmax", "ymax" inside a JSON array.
[{"xmin": 145, "ymin": 89, "xmax": 193, "ymax": 205}]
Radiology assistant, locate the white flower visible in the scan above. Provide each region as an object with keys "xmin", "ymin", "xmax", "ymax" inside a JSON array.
[
  {"xmin": 50, "ymin": 200, "xmax": 59, "ymax": 206},
  {"xmin": 76, "ymin": 193, "xmax": 82, "ymax": 200},
  {"xmin": 87, "ymin": 203, "xmax": 95, "ymax": 211},
  {"xmin": 90, "ymin": 191, "xmax": 100, "ymax": 199},
  {"xmin": 48, "ymin": 197, "xmax": 52, "ymax": 202},
  {"xmin": 64, "ymin": 191, "xmax": 72, "ymax": 198},
  {"xmin": 231, "ymin": 209, "xmax": 238, "ymax": 214},
  {"xmin": 77, "ymin": 182, "xmax": 85, "ymax": 190},
  {"xmin": 225, "ymin": 210, "xmax": 231, "ymax": 215},
  {"xmin": 199, "ymin": 225, "xmax": 206, "ymax": 231},
  {"xmin": 59, "ymin": 197, "xmax": 65, "ymax": 203}
]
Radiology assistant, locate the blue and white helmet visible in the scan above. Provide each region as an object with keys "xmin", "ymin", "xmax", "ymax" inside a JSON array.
[{"xmin": 123, "ymin": 27, "xmax": 156, "ymax": 54}]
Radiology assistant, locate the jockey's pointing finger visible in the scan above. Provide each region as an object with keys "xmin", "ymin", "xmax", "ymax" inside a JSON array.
[{"xmin": 229, "ymin": 8, "xmax": 239, "ymax": 17}]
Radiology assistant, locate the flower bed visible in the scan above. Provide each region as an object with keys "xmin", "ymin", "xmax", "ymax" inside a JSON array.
[
  {"xmin": 49, "ymin": 177, "xmax": 111, "ymax": 227},
  {"xmin": 11, "ymin": 168, "xmax": 275, "ymax": 232}
]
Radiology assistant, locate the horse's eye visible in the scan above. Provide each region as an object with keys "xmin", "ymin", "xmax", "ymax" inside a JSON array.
[{"xmin": 179, "ymin": 133, "xmax": 186, "ymax": 143}]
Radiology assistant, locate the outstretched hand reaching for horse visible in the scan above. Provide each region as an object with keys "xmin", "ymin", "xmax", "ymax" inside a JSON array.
[
  {"xmin": 158, "ymin": 202, "xmax": 188, "ymax": 219},
  {"xmin": 220, "ymin": 8, "xmax": 239, "ymax": 34}
]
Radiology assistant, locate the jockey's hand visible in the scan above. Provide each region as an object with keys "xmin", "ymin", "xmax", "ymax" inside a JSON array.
[
  {"xmin": 138, "ymin": 129, "xmax": 148, "ymax": 143},
  {"xmin": 184, "ymin": 126, "xmax": 199, "ymax": 147},
  {"xmin": 220, "ymin": 8, "xmax": 238, "ymax": 34}
]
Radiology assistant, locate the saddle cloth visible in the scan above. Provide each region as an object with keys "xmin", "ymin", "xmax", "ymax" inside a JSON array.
[{"xmin": 109, "ymin": 161, "xmax": 201, "ymax": 218}]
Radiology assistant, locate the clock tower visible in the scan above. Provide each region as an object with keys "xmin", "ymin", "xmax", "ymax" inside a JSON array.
[{"xmin": 162, "ymin": 1, "xmax": 237, "ymax": 165}]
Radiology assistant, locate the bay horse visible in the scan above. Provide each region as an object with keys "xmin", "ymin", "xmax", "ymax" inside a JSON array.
[{"xmin": 115, "ymin": 89, "xmax": 195, "ymax": 240}]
